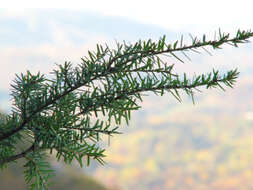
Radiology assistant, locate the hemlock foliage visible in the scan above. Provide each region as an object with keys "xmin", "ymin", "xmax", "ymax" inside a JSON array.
[{"xmin": 0, "ymin": 29, "xmax": 253, "ymax": 189}]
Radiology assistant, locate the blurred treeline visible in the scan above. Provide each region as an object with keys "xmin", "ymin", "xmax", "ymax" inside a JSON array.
[{"xmin": 0, "ymin": 160, "xmax": 111, "ymax": 190}]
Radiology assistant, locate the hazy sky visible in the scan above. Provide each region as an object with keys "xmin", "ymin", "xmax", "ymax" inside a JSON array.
[
  {"xmin": 76, "ymin": 0, "xmax": 253, "ymax": 32},
  {"xmin": 0, "ymin": 2, "xmax": 253, "ymax": 111},
  {"xmin": 2, "ymin": 0, "xmax": 253, "ymax": 31}
]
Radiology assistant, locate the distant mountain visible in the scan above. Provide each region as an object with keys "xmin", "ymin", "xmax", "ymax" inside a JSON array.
[{"xmin": 0, "ymin": 161, "xmax": 111, "ymax": 190}]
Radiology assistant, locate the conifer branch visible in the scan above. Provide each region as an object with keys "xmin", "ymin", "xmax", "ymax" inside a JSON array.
[{"xmin": 0, "ymin": 29, "xmax": 252, "ymax": 190}]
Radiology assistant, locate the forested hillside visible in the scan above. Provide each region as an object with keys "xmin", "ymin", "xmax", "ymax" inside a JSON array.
[
  {"xmin": 83, "ymin": 75, "xmax": 253, "ymax": 190},
  {"xmin": 0, "ymin": 160, "xmax": 111, "ymax": 190}
]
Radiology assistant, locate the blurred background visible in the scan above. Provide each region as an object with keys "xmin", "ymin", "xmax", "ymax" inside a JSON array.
[{"xmin": 1, "ymin": 1, "xmax": 253, "ymax": 189}]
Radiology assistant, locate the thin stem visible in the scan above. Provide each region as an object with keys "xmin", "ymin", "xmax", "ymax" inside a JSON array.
[
  {"xmin": 77, "ymin": 76, "xmax": 225, "ymax": 116},
  {"xmin": 0, "ymin": 144, "xmax": 35, "ymax": 165}
]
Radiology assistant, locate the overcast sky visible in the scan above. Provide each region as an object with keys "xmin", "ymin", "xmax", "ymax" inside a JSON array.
[{"xmin": 0, "ymin": 1, "xmax": 253, "ymax": 111}]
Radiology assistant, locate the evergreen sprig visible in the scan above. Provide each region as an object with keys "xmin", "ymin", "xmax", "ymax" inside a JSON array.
[{"xmin": 0, "ymin": 29, "xmax": 252, "ymax": 189}]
